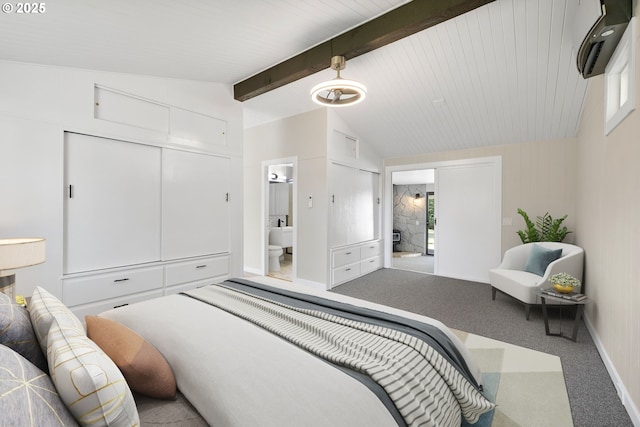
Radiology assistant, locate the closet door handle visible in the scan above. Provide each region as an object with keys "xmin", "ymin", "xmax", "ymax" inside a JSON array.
[{"xmin": 68, "ymin": 185, "xmax": 73, "ymax": 199}]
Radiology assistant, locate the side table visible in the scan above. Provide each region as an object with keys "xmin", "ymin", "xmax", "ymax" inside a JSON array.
[{"xmin": 536, "ymin": 290, "xmax": 591, "ymax": 342}]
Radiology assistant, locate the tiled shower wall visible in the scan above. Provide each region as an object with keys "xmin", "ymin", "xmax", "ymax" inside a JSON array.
[{"xmin": 393, "ymin": 184, "xmax": 427, "ymax": 254}]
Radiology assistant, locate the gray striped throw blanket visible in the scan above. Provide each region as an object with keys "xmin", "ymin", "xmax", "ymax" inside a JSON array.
[{"xmin": 184, "ymin": 280, "xmax": 494, "ymax": 426}]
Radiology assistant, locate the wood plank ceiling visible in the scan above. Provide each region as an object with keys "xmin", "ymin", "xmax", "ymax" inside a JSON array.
[
  {"xmin": 0, "ymin": 0, "xmax": 590, "ymax": 158},
  {"xmin": 234, "ymin": 0, "xmax": 495, "ymax": 101}
]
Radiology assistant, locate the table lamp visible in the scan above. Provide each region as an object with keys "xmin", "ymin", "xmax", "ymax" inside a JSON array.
[{"xmin": 0, "ymin": 237, "xmax": 46, "ymax": 299}]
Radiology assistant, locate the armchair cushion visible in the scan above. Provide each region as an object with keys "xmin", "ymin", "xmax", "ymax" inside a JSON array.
[{"xmin": 524, "ymin": 244, "xmax": 563, "ymax": 276}]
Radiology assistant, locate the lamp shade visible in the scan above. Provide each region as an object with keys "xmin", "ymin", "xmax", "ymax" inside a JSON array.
[{"xmin": 0, "ymin": 238, "xmax": 46, "ymax": 271}]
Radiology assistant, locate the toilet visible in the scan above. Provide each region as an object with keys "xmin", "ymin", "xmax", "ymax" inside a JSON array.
[{"xmin": 268, "ymin": 245, "xmax": 283, "ymax": 272}]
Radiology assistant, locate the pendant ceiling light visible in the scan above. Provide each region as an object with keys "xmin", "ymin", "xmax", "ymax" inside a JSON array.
[{"xmin": 310, "ymin": 56, "xmax": 366, "ymax": 107}]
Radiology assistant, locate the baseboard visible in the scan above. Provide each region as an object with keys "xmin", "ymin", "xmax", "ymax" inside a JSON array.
[
  {"xmin": 294, "ymin": 278, "xmax": 328, "ymax": 291},
  {"xmin": 584, "ymin": 314, "xmax": 640, "ymax": 426},
  {"xmin": 243, "ymin": 266, "xmax": 263, "ymax": 276}
]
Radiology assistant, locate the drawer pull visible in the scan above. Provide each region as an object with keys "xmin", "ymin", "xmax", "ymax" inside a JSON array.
[
  {"xmin": 345, "ymin": 268, "xmax": 351, "ymax": 272},
  {"xmin": 369, "ymin": 259, "xmax": 375, "ymax": 263},
  {"xmin": 113, "ymin": 303, "xmax": 129, "ymax": 309},
  {"xmin": 345, "ymin": 252, "xmax": 352, "ymax": 255},
  {"xmin": 113, "ymin": 278, "xmax": 130, "ymax": 283},
  {"xmin": 195, "ymin": 265, "xmax": 207, "ymax": 269}
]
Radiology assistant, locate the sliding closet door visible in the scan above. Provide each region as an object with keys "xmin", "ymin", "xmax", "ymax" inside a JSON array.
[
  {"xmin": 162, "ymin": 149, "xmax": 229, "ymax": 260},
  {"xmin": 329, "ymin": 163, "xmax": 377, "ymax": 247},
  {"xmin": 64, "ymin": 133, "xmax": 162, "ymax": 274},
  {"xmin": 435, "ymin": 159, "xmax": 501, "ymax": 283}
]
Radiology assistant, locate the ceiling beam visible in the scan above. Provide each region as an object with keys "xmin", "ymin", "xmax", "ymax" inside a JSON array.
[{"xmin": 233, "ymin": 0, "xmax": 495, "ymax": 102}]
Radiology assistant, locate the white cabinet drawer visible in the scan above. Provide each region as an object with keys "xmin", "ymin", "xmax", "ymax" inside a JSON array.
[
  {"xmin": 165, "ymin": 277, "xmax": 216, "ymax": 296},
  {"xmin": 361, "ymin": 256, "xmax": 381, "ymax": 275},
  {"xmin": 332, "ymin": 262, "xmax": 361, "ymax": 286},
  {"xmin": 164, "ymin": 256, "xmax": 229, "ymax": 286},
  {"xmin": 70, "ymin": 290, "xmax": 164, "ymax": 320},
  {"xmin": 332, "ymin": 247, "xmax": 360, "ymax": 268},
  {"xmin": 360, "ymin": 241, "xmax": 381, "ymax": 259},
  {"xmin": 63, "ymin": 266, "xmax": 163, "ymax": 307}
]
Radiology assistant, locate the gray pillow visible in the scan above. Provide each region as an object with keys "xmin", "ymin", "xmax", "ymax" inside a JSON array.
[
  {"xmin": 0, "ymin": 292, "xmax": 48, "ymax": 372},
  {"xmin": 524, "ymin": 244, "xmax": 562, "ymax": 276},
  {"xmin": 0, "ymin": 344, "xmax": 78, "ymax": 426}
]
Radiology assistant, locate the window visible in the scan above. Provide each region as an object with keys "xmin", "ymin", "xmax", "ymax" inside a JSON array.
[{"xmin": 605, "ymin": 18, "xmax": 636, "ymax": 135}]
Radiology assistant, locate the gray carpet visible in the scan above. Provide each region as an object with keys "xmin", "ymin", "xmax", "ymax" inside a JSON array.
[{"xmin": 331, "ymin": 268, "xmax": 633, "ymax": 427}]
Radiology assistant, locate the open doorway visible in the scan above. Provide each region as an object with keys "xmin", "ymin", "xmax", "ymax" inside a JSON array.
[
  {"xmin": 385, "ymin": 157, "xmax": 501, "ymax": 283},
  {"xmin": 262, "ymin": 158, "xmax": 297, "ymax": 282},
  {"xmin": 391, "ymin": 169, "xmax": 435, "ymax": 274}
]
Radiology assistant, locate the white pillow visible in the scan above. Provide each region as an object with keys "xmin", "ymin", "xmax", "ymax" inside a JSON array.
[
  {"xmin": 28, "ymin": 286, "xmax": 84, "ymax": 353},
  {"xmin": 47, "ymin": 316, "xmax": 139, "ymax": 426}
]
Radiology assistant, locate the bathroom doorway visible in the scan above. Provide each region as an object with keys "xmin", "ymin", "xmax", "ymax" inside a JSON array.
[{"xmin": 262, "ymin": 158, "xmax": 297, "ymax": 281}]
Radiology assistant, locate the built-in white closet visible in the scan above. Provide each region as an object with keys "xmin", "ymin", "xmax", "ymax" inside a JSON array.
[
  {"xmin": 0, "ymin": 61, "xmax": 243, "ymax": 304},
  {"xmin": 328, "ymin": 130, "xmax": 382, "ymax": 288},
  {"xmin": 63, "ymin": 132, "xmax": 232, "ymax": 318}
]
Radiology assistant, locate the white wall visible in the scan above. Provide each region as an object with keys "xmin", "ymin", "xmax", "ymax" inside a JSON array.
[
  {"xmin": 574, "ymin": 4, "xmax": 640, "ymax": 421},
  {"xmin": 385, "ymin": 138, "xmax": 578, "ymax": 256},
  {"xmin": 243, "ymin": 108, "xmax": 328, "ymax": 284},
  {"xmin": 0, "ymin": 60, "xmax": 244, "ymax": 298},
  {"xmin": 244, "ymin": 108, "xmax": 383, "ymax": 287}
]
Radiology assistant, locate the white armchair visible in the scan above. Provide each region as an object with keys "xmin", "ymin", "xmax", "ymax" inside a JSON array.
[{"xmin": 489, "ymin": 242, "xmax": 584, "ymax": 320}]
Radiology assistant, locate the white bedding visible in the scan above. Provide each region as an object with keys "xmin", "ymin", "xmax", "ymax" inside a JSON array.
[{"xmin": 99, "ymin": 279, "xmax": 485, "ymax": 427}]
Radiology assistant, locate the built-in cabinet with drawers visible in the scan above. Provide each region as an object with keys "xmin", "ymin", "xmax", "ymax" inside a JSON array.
[
  {"xmin": 328, "ymin": 158, "xmax": 382, "ymax": 288},
  {"xmin": 62, "ymin": 132, "xmax": 232, "ymax": 316},
  {"xmin": 164, "ymin": 255, "xmax": 230, "ymax": 295},
  {"xmin": 331, "ymin": 240, "xmax": 382, "ymax": 287}
]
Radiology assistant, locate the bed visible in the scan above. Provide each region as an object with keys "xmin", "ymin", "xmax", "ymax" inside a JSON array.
[{"xmin": 0, "ymin": 278, "xmax": 494, "ymax": 426}]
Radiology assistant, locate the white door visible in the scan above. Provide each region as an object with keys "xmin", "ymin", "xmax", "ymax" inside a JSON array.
[
  {"xmin": 354, "ymin": 169, "xmax": 375, "ymax": 243},
  {"xmin": 435, "ymin": 160, "xmax": 501, "ymax": 283},
  {"xmin": 329, "ymin": 163, "xmax": 354, "ymax": 247},
  {"xmin": 162, "ymin": 149, "xmax": 229, "ymax": 260},
  {"xmin": 64, "ymin": 133, "xmax": 162, "ymax": 274},
  {"xmin": 329, "ymin": 164, "xmax": 378, "ymax": 247}
]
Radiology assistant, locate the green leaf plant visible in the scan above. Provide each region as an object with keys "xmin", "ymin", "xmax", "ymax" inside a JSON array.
[{"xmin": 516, "ymin": 208, "xmax": 571, "ymax": 243}]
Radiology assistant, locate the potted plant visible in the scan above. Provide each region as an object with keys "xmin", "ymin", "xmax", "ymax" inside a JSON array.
[
  {"xmin": 516, "ymin": 208, "xmax": 571, "ymax": 243},
  {"xmin": 549, "ymin": 272, "xmax": 581, "ymax": 294}
]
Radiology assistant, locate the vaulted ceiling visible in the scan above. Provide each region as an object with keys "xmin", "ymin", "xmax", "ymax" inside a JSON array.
[{"xmin": 0, "ymin": 0, "xmax": 590, "ymax": 159}]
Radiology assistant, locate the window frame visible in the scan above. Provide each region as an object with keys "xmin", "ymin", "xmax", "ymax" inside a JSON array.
[{"xmin": 604, "ymin": 17, "xmax": 636, "ymax": 135}]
